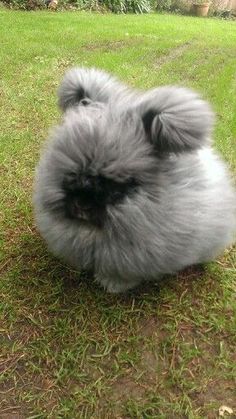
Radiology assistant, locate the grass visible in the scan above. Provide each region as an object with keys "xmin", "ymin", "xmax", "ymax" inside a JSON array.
[{"xmin": 0, "ymin": 9, "xmax": 236, "ymax": 418}]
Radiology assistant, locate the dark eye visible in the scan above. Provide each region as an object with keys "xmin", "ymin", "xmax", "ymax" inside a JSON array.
[
  {"xmin": 62, "ymin": 172, "xmax": 78, "ymax": 192},
  {"xmin": 80, "ymin": 98, "xmax": 92, "ymax": 106},
  {"xmin": 113, "ymin": 190, "xmax": 123, "ymax": 198}
]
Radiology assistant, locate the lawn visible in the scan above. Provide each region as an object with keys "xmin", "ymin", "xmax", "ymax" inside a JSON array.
[{"xmin": 0, "ymin": 9, "xmax": 236, "ymax": 418}]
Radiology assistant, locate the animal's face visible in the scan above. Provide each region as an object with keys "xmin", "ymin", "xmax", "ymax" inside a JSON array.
[
  {"xmin": 62, "ymin": 171, "xmax": 139, "ymax": 227},
  {"xmin": 39, "ymin": 102, "xmax": 156, "ymax": 227}
]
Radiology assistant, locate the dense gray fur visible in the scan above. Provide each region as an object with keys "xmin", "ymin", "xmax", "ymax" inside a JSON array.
[
  {"xmin": 58, "ymin": 67, "xmax": 129, "ymax": 111},
  {"xmin": 33, "ymin": 67, "xmax": 236, "ymax": 293}
]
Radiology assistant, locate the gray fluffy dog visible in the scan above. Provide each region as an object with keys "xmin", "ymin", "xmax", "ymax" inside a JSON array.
[{"xmin": 33, "ymin": 68, "xmax": 236, "ymax": 293}]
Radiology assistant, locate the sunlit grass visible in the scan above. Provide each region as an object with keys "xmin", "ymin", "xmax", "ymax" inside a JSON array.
[{"xmin": 0, "ymin": 9, "xmax": 235, "ymax": 418}]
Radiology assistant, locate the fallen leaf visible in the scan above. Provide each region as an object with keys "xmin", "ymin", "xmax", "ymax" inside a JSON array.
[{"xmin": 219, "ymin": 405, "xmax": 234, "ymax": 417}]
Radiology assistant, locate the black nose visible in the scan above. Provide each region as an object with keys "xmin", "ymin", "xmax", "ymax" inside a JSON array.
[
  {"xmin": 80, "ymin": 98, "xmax": 92, "ymax": 106},
  {"xmin": 80, "ymin": 175, "xmax": 94, "ymax": 190}
]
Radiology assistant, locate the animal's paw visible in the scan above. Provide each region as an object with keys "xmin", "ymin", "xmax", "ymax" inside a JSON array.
[{"xmin": 95, "ymin": 275, "xmax": 140, "ymax": 294}]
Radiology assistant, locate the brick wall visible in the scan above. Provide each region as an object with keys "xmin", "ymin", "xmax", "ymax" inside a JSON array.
[
  {"xmin": 214, "ymin": 0, "xmax": 236, "ymax": 10},
  {"xmin": 184, "ymin": 0, "xmax": 236, "ymax": 11},
  {"xmin": 229, "ymin": 0, "xmax": 236, "ymax": 10}
]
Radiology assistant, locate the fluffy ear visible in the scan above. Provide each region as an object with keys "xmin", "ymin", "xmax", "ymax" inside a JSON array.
[
  {"xmin": 58, "ymin": 67, "xmax": 127, "ymax": 112},
  {"xmin": 137, "ymin": 87, "xmax": 214, "ymax": 153}
]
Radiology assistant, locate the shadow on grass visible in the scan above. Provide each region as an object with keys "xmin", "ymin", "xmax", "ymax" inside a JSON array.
[{"xmin": 6, "ymin": 227, "xmax": 208, "ymax": 310}]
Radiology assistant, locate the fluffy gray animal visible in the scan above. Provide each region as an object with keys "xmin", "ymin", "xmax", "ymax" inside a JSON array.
[{"xmin": 33, "ymin": 67, "xmax": 236, "ymax": 293}]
